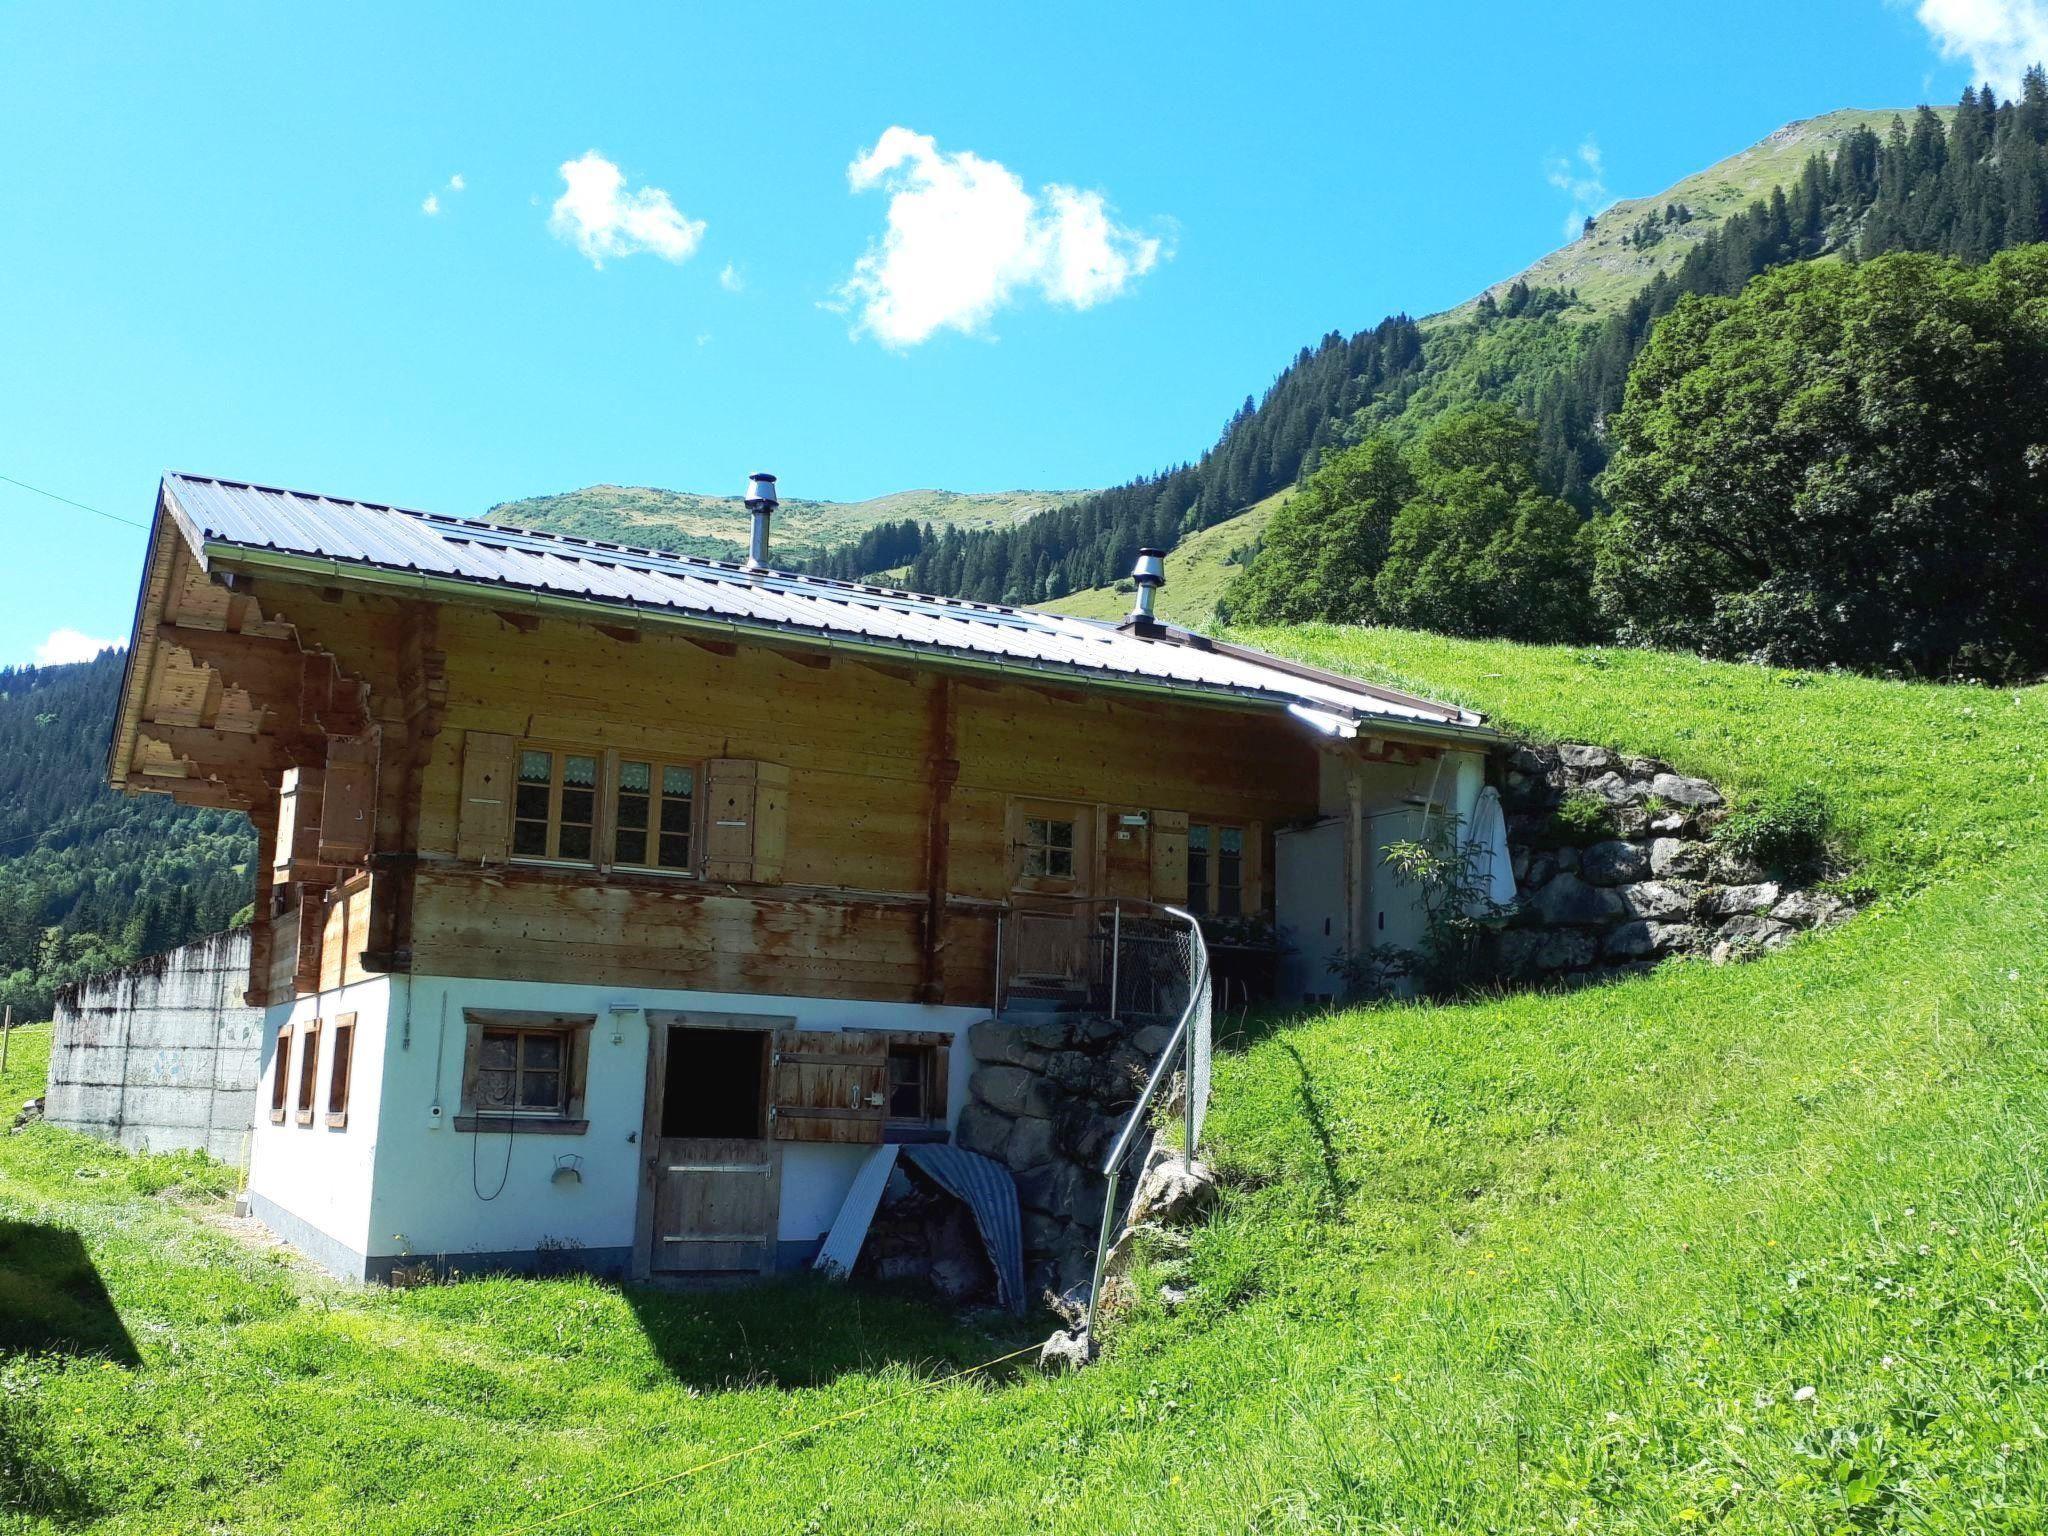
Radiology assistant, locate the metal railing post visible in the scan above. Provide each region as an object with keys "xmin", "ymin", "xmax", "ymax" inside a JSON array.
[
  {"xmin": 1109, "ymin": 903, "xmax": 1121, "ymax": 1023},
  {"xmin": 992, "ymin": 909, "xmax": 1004, "ymax": 1020}
]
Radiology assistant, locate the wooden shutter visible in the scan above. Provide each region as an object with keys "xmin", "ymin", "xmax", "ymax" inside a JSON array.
[
  {"xmin": 1151, "ymin": 809, "xmax": 1190, "ymax": 905},
  {"xmin": 456, "ymin": 731, "xmax": 516, "ymax": 862},
  {"xmin": 274, "ymin": 766, "xmax": 326, "ymax": 884},
  {"xmin": 702, "ymin": 760, "xmax": 790, "ymax": 883},
  {"xmin": 318, "ymin": 736, "xmax": 378, "ymax": 865},
  {"xmin": 770, "ymin": 1029, "xmax": 885, "ymax": 1144}
]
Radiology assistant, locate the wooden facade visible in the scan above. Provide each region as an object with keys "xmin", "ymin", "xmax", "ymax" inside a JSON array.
[{"xmin": 112, "ymin": 522, "xmax": 1388, "ymax": 1014}]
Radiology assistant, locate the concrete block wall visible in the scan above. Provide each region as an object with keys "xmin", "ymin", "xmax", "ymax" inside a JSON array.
[{"xmin": 45, "ymin": 928, "xmax": 261, "ymax": 1165}]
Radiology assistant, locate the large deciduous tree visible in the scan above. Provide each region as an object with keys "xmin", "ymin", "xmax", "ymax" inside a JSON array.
[{"xmin": 1594, "ymin": 246, "xmax": 2048, "ymax": 680}]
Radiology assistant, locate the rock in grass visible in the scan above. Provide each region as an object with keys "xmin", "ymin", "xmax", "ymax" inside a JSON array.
[
  {"xmin": 1649, "ymin": 772, "xmax": 1723, "ymax": 808},
  {"xmin": 1038, "ymin": 1327, "xmax": 1096, "ymax": 1374},
  {"xmin": 1771, "ymin": 889, "xmax": 1844, "ymax": 928},
  {"xmin": 1128, "ymin": 1151, "xmax": 1219, "ymax": 1229},
  {"xmin": 1559, "ymin": 743, "xmax": 1619, "ymax": 772}
]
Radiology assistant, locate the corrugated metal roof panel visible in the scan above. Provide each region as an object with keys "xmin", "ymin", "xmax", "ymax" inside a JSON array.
[{"xmin": 159, "ymin": 473, "xmax": 1489, "ymax": 733}]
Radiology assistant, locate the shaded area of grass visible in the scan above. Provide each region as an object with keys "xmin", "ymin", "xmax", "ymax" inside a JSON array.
[
  {"xmin": 0, "ymin": 1222, "xmax": 137, "ymax": 1364},
  {"xmin": 3, "ymin": 635, "xmax": 2046, "ymax": 1532}
]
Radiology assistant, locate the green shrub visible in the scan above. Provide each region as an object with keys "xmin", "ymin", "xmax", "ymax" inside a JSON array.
[
  {"xmin": 1548, "ymin": 790, "xmax": 1610, "ymax": 843},
  {"xmin": 1715, "ymin": 782, "xmax": 1834, "ymax": 880}
]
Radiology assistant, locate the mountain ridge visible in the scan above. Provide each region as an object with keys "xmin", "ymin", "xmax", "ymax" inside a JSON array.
[{"xmin": 485, "ymin": 483, "xmax": 1089, "ymax": 564}]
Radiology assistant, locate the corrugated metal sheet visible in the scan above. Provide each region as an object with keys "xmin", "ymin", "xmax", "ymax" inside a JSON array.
[
  {"xmin": 901, "ymin": 1143, "xmax": 1027, "ymax": 1315},
  {"xmin": 158, "ymin": 473, "xmax": 1486, "ymax": 731}
]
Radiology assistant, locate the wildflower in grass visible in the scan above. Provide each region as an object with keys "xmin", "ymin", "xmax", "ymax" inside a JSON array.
[{"xmin": 1793, "ymin": 1385, "xmax": 1816, "ymax": 1402}]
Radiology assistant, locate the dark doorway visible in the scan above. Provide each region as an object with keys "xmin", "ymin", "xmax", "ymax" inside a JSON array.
[{"xmin": 661, "ymin": 1027, "xmax": 768, "ymax": 1140}]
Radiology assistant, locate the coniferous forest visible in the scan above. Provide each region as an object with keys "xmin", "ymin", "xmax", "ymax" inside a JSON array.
[{"xmin": 0, "ymin": 651, "xmax": 252, "ymax": 1020}]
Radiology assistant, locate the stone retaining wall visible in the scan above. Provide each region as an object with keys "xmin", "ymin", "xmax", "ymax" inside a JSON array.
[
  {"xmin": 1495, "ymin": 742, "xmax": 1849, "ymax": 986},
  {"xmin": 959, "ymin": 1012, "xmax": 1174, "ymax": 1301},
  {"xmin": 43, "ymin": 929, "xmax": 260, "ymax": 1164}
]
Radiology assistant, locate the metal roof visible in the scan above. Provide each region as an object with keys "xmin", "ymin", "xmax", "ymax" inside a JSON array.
[{"xmin": 158, "ymin": 473, "xmax": 1489, "ymax": 735}]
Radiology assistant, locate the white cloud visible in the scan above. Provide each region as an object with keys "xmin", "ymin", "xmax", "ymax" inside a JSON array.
[
  {"xmin": 35, "ymin": 628, "xmax": 121, "ymax": 665},
  {"xmin": 834, "ymin": 126, "xmax": 1164, "ymax": 347},
  {"xmin": 719, "ymin": 262, "xmax": 744, "ymax": 292},
  {"xmin": 549, "ymin": 151, "xmax": 705, "ymax": 268},
  {"xmin": 1546, "ymin": 137, "xmax": 1610, "ymax": 241},
  {"xmin": 420, "ymin": 175, "xmax": 462, "ymax": 217},
  {"xmin": 1913, "ymin": 0, "xmax": 2048, "ymax": 94}
]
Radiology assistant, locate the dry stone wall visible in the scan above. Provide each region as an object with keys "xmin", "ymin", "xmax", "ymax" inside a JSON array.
[
  {"xmin": 1495, "ymin": 742, "xmax": 1849, "ymax": 985},
  {"xmin": 960, "ymin": 1012, "xmax": 1175, "ymax": 1302}
]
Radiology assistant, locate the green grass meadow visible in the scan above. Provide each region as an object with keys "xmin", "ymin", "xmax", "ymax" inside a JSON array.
[{"xmin": 4, "ymin": 633, "xmax": 2046, "ymax": 1533}]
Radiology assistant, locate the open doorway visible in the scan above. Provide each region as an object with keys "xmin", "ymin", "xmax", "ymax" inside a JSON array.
[{"xmin": 638, "ymin": 1015, "xmax": 784, "ymax": 1278}]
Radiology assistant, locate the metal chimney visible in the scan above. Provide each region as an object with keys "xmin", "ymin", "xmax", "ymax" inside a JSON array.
[
  {"xmin": 743, "ymin": 472, "xmax": 778, "ymax": 571},
  {"xmin": 1127, "ymin": 547, "xmax": 1166, "ymax": 627}
]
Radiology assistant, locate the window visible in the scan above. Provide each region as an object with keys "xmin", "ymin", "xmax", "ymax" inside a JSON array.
[
  {"xmin": 614, "ymin": 759, "xmax": 695, "ymax": 871},
  {"xmin": 505, "ymin": 742, "xmax": 702, "ymax": 874},
  {"xmin": 511, "ymin": 747, "xmax": 599, "ymax": 862},
  {"xmin": 1021, "ymin": 816, "xmax": 1076, "ymax": 880},
  {"xmin": 456, "ymin": 1011, "xmax": 593, "ymax": 1134},
  {"xmin": 882, "ymin": 1031, "xmax": 950, "ymax": 1141},
  {"xmin": 270, "ymin": 1025, "xmax": 292, "ymax": 1124},
  {"xmin": 295, "ymin": 1018, "xmax": 321, "ymax": 1125},
  {"xmin": 325, "ymin": 1014, "xmax": 356, "ymax": 1127},
  {"xmin": 1187, "ymin": 823, "xmax": 1246, "ymax": 917}
]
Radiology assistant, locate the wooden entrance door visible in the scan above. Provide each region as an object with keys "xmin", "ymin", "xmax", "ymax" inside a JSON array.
[
  {"xmin": 639, "ymin": 1015, "xmax": 785, "ymax": 1277},
  {"xmin": 1007, "ymin": 798, "xmax": 1096, "ymax": 995}
]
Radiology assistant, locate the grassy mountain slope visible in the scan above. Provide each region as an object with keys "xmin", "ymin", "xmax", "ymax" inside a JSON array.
[
  {"xmin": 1037, "ymin": 490, "xmax": 1288, "ymax": 627},
  {"xmin": 1444, "ymin": 108, "xmax": 1939, "ymax": 320},
  {"xmin": 487, "ymin": 485, "xmax": 1087, "ymax": 563},
  {"xmin": 6, "ymin": 634, "xmax": 2045, "ymax": 1532}
]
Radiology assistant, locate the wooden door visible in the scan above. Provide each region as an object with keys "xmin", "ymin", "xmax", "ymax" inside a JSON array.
[
  {"xmin": 640, "ymin": 1019, "xmax": 782, "ymax": 1276},
  {"xmin": 1007, "ymin": 798, "xmax": 1095, "ymax": 991}
]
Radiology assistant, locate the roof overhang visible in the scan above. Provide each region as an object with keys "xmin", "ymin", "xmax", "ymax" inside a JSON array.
[{"xmin": 194, "ymin": 536, "xmax": 1501, "ymax": 748}]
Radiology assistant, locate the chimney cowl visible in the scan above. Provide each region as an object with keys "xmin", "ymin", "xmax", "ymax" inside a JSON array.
[
  {"xmin": 1127, "ymin": 547, "xmax": 1166, "ymax": 626},
  {"xmin": 743, "ymin": 472, "xmax": 777, "ymax": 571}
]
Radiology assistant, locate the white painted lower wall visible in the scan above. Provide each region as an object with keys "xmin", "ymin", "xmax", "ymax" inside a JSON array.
[
  {"xmin": 245, "ymin": 968, "xmax": 982, "ymax": 1280},
  {"xmin": 245, "ymin": 975, "xmax": 394, "ymax": 1270}
]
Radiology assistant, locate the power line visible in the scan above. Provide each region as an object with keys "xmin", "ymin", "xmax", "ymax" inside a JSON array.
[{"xmin": 0, "ymin": 472, "xmax": 150, "ymax": 531}]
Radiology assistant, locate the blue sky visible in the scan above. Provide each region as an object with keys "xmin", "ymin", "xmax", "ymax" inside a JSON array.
[{"xmin": 1, "ymin": 0, "xmax": 2035, "ymax": 666}]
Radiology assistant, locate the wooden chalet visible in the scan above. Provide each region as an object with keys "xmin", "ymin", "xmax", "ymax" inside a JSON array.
[{"xmin": 106, "ymin": 472, "xmax": 1497, "ymax": 1280}]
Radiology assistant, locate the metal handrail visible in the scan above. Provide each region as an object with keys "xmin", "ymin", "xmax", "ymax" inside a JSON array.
[{"xmin": 1083, "ymin": 901, "xmax": 1209, "ymax": 1337}]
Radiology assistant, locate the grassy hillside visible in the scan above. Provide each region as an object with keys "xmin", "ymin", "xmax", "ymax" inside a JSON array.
[
  {"xmin": 1038, "ymin": 490, "xmax": 1288, "ymax": 627},
  {"xmin": 487, "ymin": 485, "xmax": 1086, "ymax": 563},
  {"xmin": 0, "ymin": 1021, "xmax": 50, "ymax": 1108},
  {"xmin": 4, "ymin": 635, "xmax": 2046, "ymax": 1533},
  {"xmin": 1442, "ymin": 109, "xmax": 1940, "ymax": 320}
]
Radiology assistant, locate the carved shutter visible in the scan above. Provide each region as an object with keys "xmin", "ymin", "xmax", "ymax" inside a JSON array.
[
  {"xmin": 1151, "ymin": 809, "xmax": 1190, "ymax": 905},
  {"xmin": 318, "ymin": 736, "xmax": 378, "ymax": 865},
  {"xmin": 770, "ymin": 1029, "xmax": 885, "ymax": 1144},
  {"xmin": 702, "ymin": 760, "xmax": 789, "ymax": 883},
  {"xmin": 456, "ymin": 732, "xmax": 516, "ymax": 862}
]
